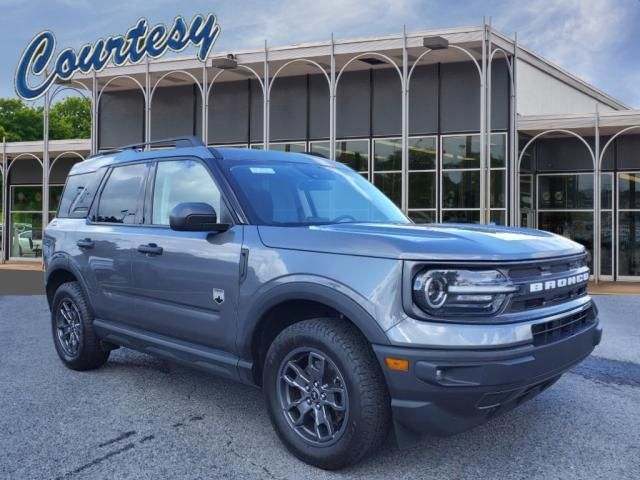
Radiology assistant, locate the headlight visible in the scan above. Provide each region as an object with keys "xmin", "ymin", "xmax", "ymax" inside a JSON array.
[{"xmin": 412, "ymin": 269, "xmax": 517, "ymax": 317}]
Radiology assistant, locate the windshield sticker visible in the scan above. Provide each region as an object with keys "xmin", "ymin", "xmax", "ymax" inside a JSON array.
[{"xmin": 249, "ymin": 167, "xmax": 276, "ymax": 174}]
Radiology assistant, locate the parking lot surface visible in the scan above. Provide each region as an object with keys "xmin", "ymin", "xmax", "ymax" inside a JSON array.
[{"xmin": 0, "ymin": 295, "xmax": 638, "ymax": 479}]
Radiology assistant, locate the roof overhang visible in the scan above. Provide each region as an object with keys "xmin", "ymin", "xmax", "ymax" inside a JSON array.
[{"xmin": 518, "ymin": 111, "xmax": 640, "ymax": 136}]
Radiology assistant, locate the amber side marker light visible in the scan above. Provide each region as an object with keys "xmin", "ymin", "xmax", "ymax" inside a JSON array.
[{"xmin": 385, "ymin": 357, "xmax": 409, "ymax": 372}]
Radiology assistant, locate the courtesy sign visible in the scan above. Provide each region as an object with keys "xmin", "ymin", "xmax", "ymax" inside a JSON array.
[{"xmin": 15, "ymin": 14, "xmax": 221, "ymax": 100}]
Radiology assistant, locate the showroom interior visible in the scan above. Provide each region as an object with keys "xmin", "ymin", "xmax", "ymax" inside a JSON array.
[{"xmin": 1, "ymin": 24, "xmax": 639, "ymax": 282}]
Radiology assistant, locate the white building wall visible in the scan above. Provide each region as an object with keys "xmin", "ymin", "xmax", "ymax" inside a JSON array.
[{"xmin": 516, "ymin": 59, "xmax": 615, "ymax": 116}]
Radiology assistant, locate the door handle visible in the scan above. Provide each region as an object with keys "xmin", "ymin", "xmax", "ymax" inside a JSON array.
[
  {"xmin": 137, "ymin": 243, "xmax": 163, "ymax": 255},
  {"xmin": 76, "ymin": 238, "xmax": 94, "ymax": 249}
]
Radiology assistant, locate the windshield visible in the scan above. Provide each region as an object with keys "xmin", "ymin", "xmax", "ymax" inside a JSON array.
[{"xmin": 223, "ymin": 160, "xmax": 410, "ymax": 226}]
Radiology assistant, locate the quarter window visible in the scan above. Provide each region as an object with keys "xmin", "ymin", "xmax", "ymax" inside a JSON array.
[
  {"xmin": 152, "ymin": 160, "xmax": 223, "ymax": 225},
  {"xmin": 95, "ymin": 163, "xmax": 147, "ymax": 224}
]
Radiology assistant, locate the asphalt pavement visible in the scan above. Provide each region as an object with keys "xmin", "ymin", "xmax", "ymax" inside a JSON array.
[{"xmin": 0, "ymin": 295, "xmax": 638, "ymax": 479}]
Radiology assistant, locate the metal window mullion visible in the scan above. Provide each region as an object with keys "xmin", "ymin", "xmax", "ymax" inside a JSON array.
[{"xmin": 401, "ymin": 26, "xmax": 408, "ymax": 213}]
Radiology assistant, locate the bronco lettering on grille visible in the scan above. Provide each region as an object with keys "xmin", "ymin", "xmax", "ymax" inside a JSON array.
[{"xmin": 529, "ymin": 272, "xmax": 589, "ymax": 293}]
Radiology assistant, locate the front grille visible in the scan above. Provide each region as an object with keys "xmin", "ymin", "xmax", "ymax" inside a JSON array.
[
  {"xmin": 531, "ymin": 307, "xmax": 595, "ymax": 346},
  {"xmin": 504, "ymin": 255, "xmax": 589, "ymax": 313}
]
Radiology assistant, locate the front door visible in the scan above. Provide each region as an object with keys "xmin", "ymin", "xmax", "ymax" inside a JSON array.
[{"xmin": 130, "ymin": 158, "xmax": 242, "ymax": 352}]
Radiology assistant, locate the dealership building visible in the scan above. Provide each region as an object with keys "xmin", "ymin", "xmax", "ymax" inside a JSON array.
[{"xmin": 2, "ymin": 25, "xmax": 640, "ymax": 282}]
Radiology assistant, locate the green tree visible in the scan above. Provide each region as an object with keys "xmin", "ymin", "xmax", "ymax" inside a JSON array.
[
  {"xmin": 49, "ymin": 96, "xmax": 91, "ymax": 140},
  {"xmin": 0, "ymin": 96, "xmax": 91, "ymax": 142},
  {"xmin": 0, "ymin": 98, "xmax": 43, "ymax": 141}
]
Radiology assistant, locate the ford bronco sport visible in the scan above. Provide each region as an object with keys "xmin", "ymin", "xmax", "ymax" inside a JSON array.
[{"xmin": 43, "ymin": 137, "xmax": 602, "ymax": 469}]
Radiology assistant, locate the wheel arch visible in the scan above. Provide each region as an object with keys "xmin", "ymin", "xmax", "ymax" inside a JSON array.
[
  {"xmin": 240, "ymin": 282, "xmax": 390, "ymax": 386},
  {"xmin": 45, "ymin": 255, "xmax": 91, "ymax": 309}
]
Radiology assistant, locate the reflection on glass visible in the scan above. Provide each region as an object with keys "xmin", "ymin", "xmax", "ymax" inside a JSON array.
[
  {"xmin": 538, "ymin": 211, "xmax": 593, "ymax": 269},
  {"xmin": 11, "ymin": 213, "xmax": 43, "ymax": 258},
  {"xmin": 538, "ymin": 175, "xmax": 593, "ymax": 210},
  {"xmin": 11, "ymin": 186, "xmax": 42, "ymax": 211},
  {"xmin": 49, "ymin": 185, "xmax": 64, "ymax": 215},
  {"xmin": 309, "ymin": 140, "xmax": 369, "ymax": 173},
  {"xmin": 442, "ymin": 210, "xmax": 480, "ymax": 223},
  {"xmin": 619, "ymin": 211, "xmax": 640, "ymax": 277},
  {"xmin": 601, "ymin": 211, "xmax": 612, "ymax": 276},
  {"xmin": 490, "ymin": 210, "xmax": 506, "ymax": 225},
  {"xmin": 409, "ymin": 210, "xmax": 435, "ymax": 224},
  {"xmin": 95, "ymin": 163, "xmax": 147, "ymax": 224},
  {"xmin": 442, "ymin": 135, "xmax": 480, "ymax": 169},
  {"xmin": 152, "ymin": 160, "xmax": 222, "ymax": 225},
  {"xmin": 409, "ymin": 137, "xmax": 436, "ymax": 170},
  {"xmin": 267, "ymin": 143, "xmax": 306, "ymax": 153},
  {"xmin": 374, "ymin": 139, "xmax": 402, "ymax": 171},
  {"xmin": 619, "ymin": 173, "xmax": 640, "ymax": 210},
  {"xmin": 374, "ymin": 172, "xmax": 402, "ymax": 207},
  {"xmin": 442, "ymin": 171, "xmax": 480, "ymax": 209},
  {"xmin": 490, "ymin": 134, "xmax": 506, "ymax": 168},
  {"xmin": 490, "ymin": 170, "xmax": 505, "ymax": 208},
  {"xmin": 601, "ymin": 173, "xmax": 613, "ymax": 210},
  {"xmin": 409, "ymin": 172, "xmax": 435, "ymax": 209},
  {"xmin": 520, "ymin": 175, "xmax": 533, "ymax": 210}
]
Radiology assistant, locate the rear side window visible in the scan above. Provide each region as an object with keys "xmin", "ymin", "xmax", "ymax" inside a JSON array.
[
  {"xmin": 57, "ymin": 170, "xmax": 106, "ymax": 219},
  {"xmin": 94, "ymin": 163, "xmax": 147, "ymax": 224}
]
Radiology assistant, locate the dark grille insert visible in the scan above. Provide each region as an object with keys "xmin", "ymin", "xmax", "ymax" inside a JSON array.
[
  {"xmin": 509, "ymin": 285, "xmax": 588, "ymax": 312},
  {"xmin": 531, "ymin": 307, "xmax": 595, "ymax": 346}
]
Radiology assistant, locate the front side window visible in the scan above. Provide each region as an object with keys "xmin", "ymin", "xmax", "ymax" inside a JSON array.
[
  {"xmin": 152, "ymin": 160, "xmax": 223, "ymax": 225},
  {"xmin": 95, "ymin": 163, "xmax": 147, "ymax": 224},
  {"xmin": 224, "ymin": 160, "xmax": 409, "ymax": 226}
]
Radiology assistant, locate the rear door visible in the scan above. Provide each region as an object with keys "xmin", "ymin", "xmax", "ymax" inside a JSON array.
[
  {"xmin": 130, "ymin": 157, "xmax": 243, "ymax": 353},
  {"xmin": 82, "ymin": 162, "xmax": 150, "ymax": 325}
]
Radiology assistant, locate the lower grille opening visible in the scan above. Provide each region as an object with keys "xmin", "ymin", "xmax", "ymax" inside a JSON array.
[{"xmin": 531, "ymin": 307, "xmax": 595, "ymax": 347}]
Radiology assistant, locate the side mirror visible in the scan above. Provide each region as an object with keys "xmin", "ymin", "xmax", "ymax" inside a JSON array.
[{"xmin": 169, "ymin": 202, "xmax": 230, "ymax": 233}]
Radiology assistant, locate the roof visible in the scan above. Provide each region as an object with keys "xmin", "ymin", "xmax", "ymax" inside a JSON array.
[
  {"xmin": 65, "ymin": 25, "xmax": 629, "ymax": 112},
  {"xmin": 70, "ymin": 145, "xmax": 338, "ymax": 175}
]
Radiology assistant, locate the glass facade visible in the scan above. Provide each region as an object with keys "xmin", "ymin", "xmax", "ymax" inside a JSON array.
[
  {"xmin": 618, "ymin": 173, "xmax": 640, "ymax": 278},
  {"xmin": 10, "ymin": 186, "xmax": 43, "ymax": 258}
]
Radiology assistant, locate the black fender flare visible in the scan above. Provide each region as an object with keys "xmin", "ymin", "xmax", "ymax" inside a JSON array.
[{"xmin": 237, "ymin": 280, "xmax": 391, "ymax": 361}]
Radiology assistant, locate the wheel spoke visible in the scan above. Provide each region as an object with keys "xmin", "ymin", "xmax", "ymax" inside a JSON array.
[
  {"xmin": 323, "ymin": 388, "xmax": 346, "ymax": 412},
  {"xmin": 283, "ymin": 361, "xmax": 311, "ymax": 392},
  {"xmin": 292, "ymin": 401, "xmax": 312, "ymax": 426},
  {"xmin": 306, "ymin": 352, "xmax": 325, "ymax": 381},
  {"xmin": 314, "ymin": 405, "xmax": 334, "ymax": 440}
]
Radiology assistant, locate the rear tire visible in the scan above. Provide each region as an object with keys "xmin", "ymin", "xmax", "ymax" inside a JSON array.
[
  {"xmin": 51, "ymin": 281, "xmax": 109, "ymax": 371},
  {"xmin": 263, "ymin": 318, "xmax": 391, "ymax": 470}
]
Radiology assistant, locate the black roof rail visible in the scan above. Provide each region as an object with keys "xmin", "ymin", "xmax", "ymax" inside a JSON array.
[
  {"xmin": 119, "ymin": 136, "xmax": 206, "ymax": 151},
  {"xmin": 86, "ymin": 136, "xmax": 206, "ymax": 160}
]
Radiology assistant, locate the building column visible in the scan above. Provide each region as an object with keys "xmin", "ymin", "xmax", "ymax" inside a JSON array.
[
  {"xmin": 401, "ymin": 26, "xmax": 409, "ymax": 213},
  {"xmin": 43, "ymin": 91, "xmax": 50, "ymax": 256},
  {"xmin": 329, "ymin": 33, "xmax": 336, "ymax": 161},
  {"xmin": 479, "ymin": 21, "xmax": 488, "ymax": 224},
  {"xmin": 594, "ymin": 106, "xmax": 600, "ymax": 283},
  {"xmin": 1, "ymin": 138, "xmax": 6, "ymax": 263},
  {"xmin": 486, "ymin": 24, "xmax": 493, "ymax": 224},
  {"xmin": 263, "ymin": 40, "xmax": 270, "ymax": 149},
  {"xmin": 202, "ymin": 64, "xmax": 208, "ymax": 145},
  {"xmin": 91, "ymin": 72, "xmax": 98, "ymax": 155},
  {"xmin": 510, "ymin": 34, "xmax": 519, "ymax": 226},
  {"xmin": 145, "ymin": 58, "xmax": 151, "ymax": 149}
]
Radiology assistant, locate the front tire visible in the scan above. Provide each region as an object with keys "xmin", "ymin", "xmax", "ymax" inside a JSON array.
[
  {"xmin": 51, "ymin": 281, "xmax": 109, "ymax": 370},
  {"xmin": 263, "ymin": 318, "xmax": 391, "ymax": 470}
]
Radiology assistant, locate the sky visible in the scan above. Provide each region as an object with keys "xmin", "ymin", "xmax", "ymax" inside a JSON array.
[{"xmin": 0, "ymin": 0, "xmax": 639, "ymax": 107}]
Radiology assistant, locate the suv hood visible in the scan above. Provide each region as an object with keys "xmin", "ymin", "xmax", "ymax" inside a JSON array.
[{"xmin": 257, "ymin": 223, "xmax": 585, "ymax": 261}]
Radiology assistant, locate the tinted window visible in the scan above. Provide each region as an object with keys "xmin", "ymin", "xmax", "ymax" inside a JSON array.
[
  {"xmin": 57, "ymin": 173, "xmax": 90, "ymax": 217},
  {"xmin": 95, "ymin": 164, "xmax": 147, "ymax": 224},
  {"xmin": 152, "ymin": 160, "xmax": 223, "ymax": 225}
]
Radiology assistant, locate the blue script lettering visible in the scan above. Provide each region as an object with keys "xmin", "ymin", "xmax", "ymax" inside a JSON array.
[{"xmin": 15, "ymin": 14, "xmax": 221, "ymax": 100}]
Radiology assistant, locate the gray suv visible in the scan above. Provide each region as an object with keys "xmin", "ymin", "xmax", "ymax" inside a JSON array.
[{"xmin": 44, "ymin": 137, "xmax": 601, "ymax": 469}]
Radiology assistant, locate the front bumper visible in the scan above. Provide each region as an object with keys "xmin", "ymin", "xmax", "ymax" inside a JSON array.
[{"xmin": 373, "ymin": 306, "xmax": 602, "ymax": 447}]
